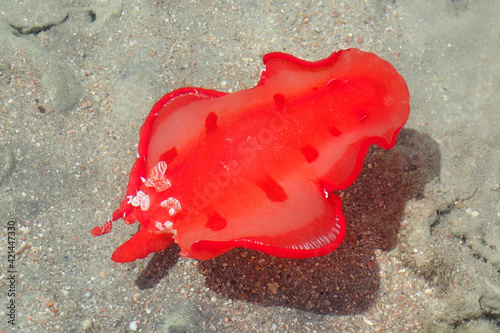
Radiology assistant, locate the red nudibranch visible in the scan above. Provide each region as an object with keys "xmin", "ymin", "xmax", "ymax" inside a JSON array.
[{"xmin": 92, "ymin": 48, "xmax": 410, "ymax": 262}]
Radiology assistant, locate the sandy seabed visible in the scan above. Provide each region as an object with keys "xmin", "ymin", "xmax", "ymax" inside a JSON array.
[{"xmin": 0, "ymin": 0, "xmax": 499, "ymax": 332}]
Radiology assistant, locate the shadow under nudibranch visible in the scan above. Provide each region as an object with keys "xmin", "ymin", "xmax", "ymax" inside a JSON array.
[{"xmin": 136, "ymin": 128, "xmax": 441, "ymax": 315}]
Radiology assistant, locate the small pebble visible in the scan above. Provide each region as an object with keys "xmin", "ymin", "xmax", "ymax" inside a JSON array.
[
  {"xmin": 81, "ymin": 318, "xmax": 93, "ymax": 330},
  {"xmin": 465, "ymin": 208, "xmax": 479, "ymax": 217},
  {"xmin": 81, "ymin": 100, "xmax": 92, "ymax": 109},
  {"xmin": 267, "ymin": 282, "xmax": 279, "ymax": 295}
]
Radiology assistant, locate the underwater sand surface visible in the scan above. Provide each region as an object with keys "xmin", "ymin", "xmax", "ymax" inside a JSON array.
[{"xmin": 0, "ymin": 0, "xmax": 498, "ymax": 332}]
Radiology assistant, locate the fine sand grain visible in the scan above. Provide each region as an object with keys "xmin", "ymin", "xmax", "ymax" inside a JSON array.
[{"xmin": 0, "ymin": 0, "xmax": 498, "ymax": 332}]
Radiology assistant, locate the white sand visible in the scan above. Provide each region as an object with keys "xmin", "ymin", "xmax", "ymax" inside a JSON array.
[{"xmin": 0, "ymin": 0, "xmax": 498, "ymax": 332}]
